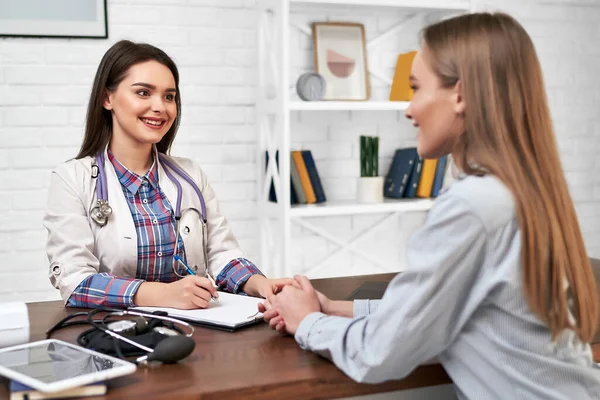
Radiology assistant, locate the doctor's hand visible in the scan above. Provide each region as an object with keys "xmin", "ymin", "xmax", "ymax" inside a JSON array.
[
  {"xmin": 135, "ymin": 276, "xmax": 218, "ymax": 309},
  {"xmin": 165, "ymin": 276, "xmax": 219, "ymax": 309},
  {"xmin": 167, "ymin": 276, "xmax": 219, "ymax": 309},
  {"xmin": 241, "ymin": 274, "xmax": 295, "ymax": 299},
  {"xmin": 266, "ymin": 275, "xmax": 321, "ymax": 336}
]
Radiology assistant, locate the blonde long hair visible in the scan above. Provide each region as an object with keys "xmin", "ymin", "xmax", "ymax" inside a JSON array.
[{"xmin": 423, "ymin": 12, "xmax": 597, "ymax": 341}]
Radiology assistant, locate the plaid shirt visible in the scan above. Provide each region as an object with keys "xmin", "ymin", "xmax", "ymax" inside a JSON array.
[{"xmin": 67, "ymin": 152, "xmax": 262, "ymax": 308}]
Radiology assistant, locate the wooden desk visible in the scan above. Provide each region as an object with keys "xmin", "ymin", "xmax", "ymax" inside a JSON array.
[
  {"xmin": 3, "ymin": 261, "xmax": 600, "ymax": 400},
  {"xmin": 0, "ymin": 274, "xmax": 450, "ymax": 400}
]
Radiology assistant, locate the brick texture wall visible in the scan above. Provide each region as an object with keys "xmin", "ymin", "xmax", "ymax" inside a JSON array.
[{"xmin": 0, "ymin": 0, "xmax": 598, "ymax": 302}]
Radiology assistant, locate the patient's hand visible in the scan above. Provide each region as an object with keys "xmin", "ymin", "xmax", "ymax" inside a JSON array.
[
  {"xmin": 259, "ymin": 297, "xmax": 286, "ymax": 333},
  {"xmin": 259, "ymin": 277, "xmax": 302, "ymax": 333},
  {"xmin": 267, "ymin": 276, "xmax": 320, "ymax": 335},
  {"xmin": 260, "ymin": 278, "xmax": 331, "ymax": 334}
]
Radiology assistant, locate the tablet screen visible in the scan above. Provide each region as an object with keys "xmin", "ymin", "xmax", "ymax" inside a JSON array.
[{"xmin": 0, "ymin": 339, "xmax": 135, "ymax": 391}]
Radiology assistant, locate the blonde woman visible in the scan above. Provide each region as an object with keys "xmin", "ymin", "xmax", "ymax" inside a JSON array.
[{"xmin": 261, "ymin": 13, "xmax": 600, "ymax": 399}]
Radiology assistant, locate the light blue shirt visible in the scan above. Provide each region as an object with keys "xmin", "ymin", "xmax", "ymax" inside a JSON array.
[{"xmin": 295, "ymin": 175, "xmax": 600, "ymax": 400}]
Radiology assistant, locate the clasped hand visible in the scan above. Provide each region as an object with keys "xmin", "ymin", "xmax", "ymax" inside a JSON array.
[{"xmin": 258, "ymin": 275, "xmax": 327, "ymax": 335}]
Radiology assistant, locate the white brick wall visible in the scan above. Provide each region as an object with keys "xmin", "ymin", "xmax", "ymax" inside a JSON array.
[{"xmin": 1, "ymin": 0, "xmax": 599, "ymax": 302}]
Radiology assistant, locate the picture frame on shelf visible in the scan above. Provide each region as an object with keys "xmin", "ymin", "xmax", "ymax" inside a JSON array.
[
  {"xmin": 0, "ymin": 0, "xmax": 108, "ymax": 39},
  {"xmin": 312, "ymin": 22, "xmax": 370, "ymax": 101}
]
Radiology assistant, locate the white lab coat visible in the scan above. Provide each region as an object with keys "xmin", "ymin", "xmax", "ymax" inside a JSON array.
[{"xmin": 43, "ymin": 149, "xmax": 245, "ymax": 304}]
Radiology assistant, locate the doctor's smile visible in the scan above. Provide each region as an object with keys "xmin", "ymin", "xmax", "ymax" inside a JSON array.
[{"xmin": 139, "ymin": 117, "xmax": 166, "ymax": 129}]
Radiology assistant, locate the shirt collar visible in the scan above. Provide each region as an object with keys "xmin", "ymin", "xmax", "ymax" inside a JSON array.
[{"xmin": 107, "ymin": 150, "xmax": 159, "ymax": 195}]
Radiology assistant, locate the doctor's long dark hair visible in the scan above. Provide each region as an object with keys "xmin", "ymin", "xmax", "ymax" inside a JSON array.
[{"xmin": 77, "ymin": 40, "xmax": 182, "ymax": 158}]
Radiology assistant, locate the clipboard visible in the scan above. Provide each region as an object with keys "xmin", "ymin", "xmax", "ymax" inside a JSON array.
[{"xmin": 130, "ymin": 292, "xmax": 264, "ymax": 332}]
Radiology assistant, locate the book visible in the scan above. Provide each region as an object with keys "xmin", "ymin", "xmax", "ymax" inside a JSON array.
[
  {"xmin": 266, "ymin": 150, "xmax": 278, "ymax": 203},
  {"xmin": 292, "ymin": 151, "xmax": 316, "ymax": 204},
  {"xmin": 430, "ymin": 156, "xmax": 448, "ymax": 197},
  {"xmin": 301, "ymin": 150, "xmax": 326, "ymax": 203},
  {"xmin": 389, "ymin": 51, "xmax": 418, "ymax": 101},
  {"xmin": 384, "ymin": 147, "xmax": 418, "ymax": 199},
  {"xmin": 404, "ymin": 156, "xmax": 423, "ymax": 199},
  {"xmin": 416, "ymin": 159, "xmax": 438, "ymax": 198},
  {"xmin": 290, "ymin": 152, "xmax": 307, "ymax": 204},
  {"xmin": 10, "ymin": 380, "xmax": 107, "ymax": 400},
  {"xmin": 290, "ymin": 182, "xmax": 298, "ymax": 204},
  {"xmin": 265, "ymin": 150, "xmax": 297, "ymax": 204},
  {"xmin": 131, "ymin": 292, "xmax": 265, "ymax": 331}
]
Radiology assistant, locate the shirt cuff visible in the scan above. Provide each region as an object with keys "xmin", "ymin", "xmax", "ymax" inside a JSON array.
[
  {"xmin": 215, "ymin": 258, "xmax": 264, "ymax": 294},
  {"xmin": 353, "ymin": 299, "xmax": 380, "ymax": 316},
  {"xmin": 295, "ymin": 311, "xmax": 327, "ymax": 350},
  {"xmin": 67, "ymin": 273, "xmax": 144, "ymax": 309}
]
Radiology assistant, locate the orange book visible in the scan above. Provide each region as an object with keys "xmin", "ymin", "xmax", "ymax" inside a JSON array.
[
  {"xmin": 389, "ymin": 51, "xmax": 417, "ymax": 101},
  {"xmin": 416, "ymin": 158, "xmax": 438, "ymax": 198},
  {"xmin": 292, "ymin": 151, "xmax": 316, "ymax": 204}
]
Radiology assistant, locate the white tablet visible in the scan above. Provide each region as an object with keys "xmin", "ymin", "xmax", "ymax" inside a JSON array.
[{"xmin": 0, "ymin": 339, "xmax": 136, "ymax": 393}]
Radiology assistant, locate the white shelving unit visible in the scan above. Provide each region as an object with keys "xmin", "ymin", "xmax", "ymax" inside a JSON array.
[
  {"xmin": 289, "ymin": 101, "xmax": 409, "ymax": 111},
  {"xmin": 288, "ymin": 198, "xmax": 434, "ymax": 218},
  {"xmin": 290, "ymin": 0, "xmax": 470, "ymax": 11},
  {"xmin": 256, "ymin": 0, "xmax": 471, "ymax": 278}
]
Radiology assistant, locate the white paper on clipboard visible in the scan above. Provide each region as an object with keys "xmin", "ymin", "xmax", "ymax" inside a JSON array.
[{"xmin": 131, "ymin": 292, "xmax": 264, "ymax": 330}]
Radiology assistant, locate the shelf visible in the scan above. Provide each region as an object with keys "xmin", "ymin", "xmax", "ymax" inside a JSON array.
[
  {"xmin": 289, "ymin": 101, "xmax": 409, "ymax": 111},
  {"xmin": 290, "ymin": 0, "xmax": 470, "ymax": 11},
  {"xmin": 258, "ymin": 0, "xmax": 467, "ymax": 277},
  {"xmin": 289, "ymin": 198, "xmax": 434, "ymax": 218}
]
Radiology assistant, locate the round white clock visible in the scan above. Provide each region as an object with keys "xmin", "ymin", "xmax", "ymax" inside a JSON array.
[{"xmin": 296, "ymin": 72, "xmax": 326, "ymax": 101}]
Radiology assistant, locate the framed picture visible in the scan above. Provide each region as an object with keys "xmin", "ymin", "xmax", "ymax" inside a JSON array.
[
  {"xmin": 312, "ymin": 22, "xmax": 370, "ymax": 101},
  {"xmin": 0, "ymin": 0, "xmax": 108, "ymax": 39}
]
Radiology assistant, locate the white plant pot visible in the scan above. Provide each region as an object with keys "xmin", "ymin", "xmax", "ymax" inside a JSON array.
[{"xmin": 357, "ymin": 176, "xmax": 384, "ymax": 204}]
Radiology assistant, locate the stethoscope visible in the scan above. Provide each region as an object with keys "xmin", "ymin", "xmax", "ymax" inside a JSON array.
[
  {"xmin": 90, "ymin": 151, "xmax": 209, "ymax": 277},
  {"xmin": 46, "ymin": 308, "xmax": 196, "ymax": 365}
]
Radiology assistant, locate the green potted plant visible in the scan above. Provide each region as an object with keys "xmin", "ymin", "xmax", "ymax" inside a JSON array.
[{"xmin": 358, "ymin": 135, "xmax": 383, "ymax": 203}]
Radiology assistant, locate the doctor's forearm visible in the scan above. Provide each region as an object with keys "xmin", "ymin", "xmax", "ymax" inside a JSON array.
[
  {"xmin": 240, "ymin": 274, "xmax": 265, "ymax": 297},
  {"xmin": 133, "ymin": 282, "xmax": 167, "ymax": 306}
]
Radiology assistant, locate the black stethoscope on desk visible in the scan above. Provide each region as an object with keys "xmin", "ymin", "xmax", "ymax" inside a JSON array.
[
  {"xmin": 90, "ymin": 151, "xmax": 210, "ymax": 276},
  {"xmin": 46, "ymin": 308, "xmax": 196, "ymax": 365}
]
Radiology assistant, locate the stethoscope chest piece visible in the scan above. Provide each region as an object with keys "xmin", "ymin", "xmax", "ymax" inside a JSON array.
[
  {"xmin": 90, "ymin": 152, "xmax": 206, "ymax": 232},
  {"xmin": 91, "ymin": 199, "xmax": 113, "ymax": 226}
]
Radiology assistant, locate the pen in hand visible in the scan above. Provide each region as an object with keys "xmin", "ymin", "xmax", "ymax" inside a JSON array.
[{"xmin": 174, "ymin": 255, "xmax": 219, "ymax": 304}]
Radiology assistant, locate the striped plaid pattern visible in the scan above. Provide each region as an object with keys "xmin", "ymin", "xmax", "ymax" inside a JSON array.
[
  {"xmin": 67, "ymin": 152, "xmax": 263, "ymax": 308},
  {"xmin": 217, "ymin": 258, "xmax": 263, "ymax": 294},
  {"xmin": 109, "ymin": 151, "xmax": 183, "ymax": 283},
  {"xmin": 67, "ymin": 272, "xmax": 143, "ymax": 308}
]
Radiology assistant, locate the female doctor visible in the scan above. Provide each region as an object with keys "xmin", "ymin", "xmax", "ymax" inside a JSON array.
[{"xmin": 44, "ymin": 40, "xmax": 290, "ymax": 309}]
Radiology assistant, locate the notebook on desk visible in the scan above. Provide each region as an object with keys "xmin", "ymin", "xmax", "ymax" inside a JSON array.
[{"xmin": 130, "ymin": 292, "xmax": 264, "ymax": 332}]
